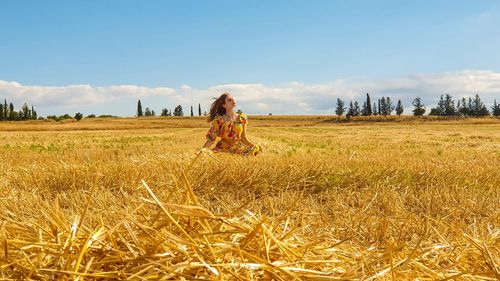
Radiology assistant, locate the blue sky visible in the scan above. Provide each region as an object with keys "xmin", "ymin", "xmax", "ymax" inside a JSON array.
[{"xmin": 1, "ymin": 0, "xmax": 500, "ymax": 116}]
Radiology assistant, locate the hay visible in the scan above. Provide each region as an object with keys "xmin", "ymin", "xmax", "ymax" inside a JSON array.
[
  {"xmin": 1, "ymin": 167, "xmax": 498, "ymax": 280},
  {"xmin": 0, "ymin": 123, "xmax": 499, "ymax": 280}
]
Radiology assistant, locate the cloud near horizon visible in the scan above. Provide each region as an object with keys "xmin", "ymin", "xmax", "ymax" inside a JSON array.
[{"xmin": 1, "ymin": 70, "xmax": 499, "ymax": 116}]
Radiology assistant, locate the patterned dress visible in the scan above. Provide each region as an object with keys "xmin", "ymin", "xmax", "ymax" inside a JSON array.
[{"xmin": 206, "ymin": 113, "xmax": 261, "ymax": 156}]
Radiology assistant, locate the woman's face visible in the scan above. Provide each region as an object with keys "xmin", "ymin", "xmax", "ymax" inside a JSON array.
[{"xmin": 223, "ymin": 95, "xmax": 236, "ymax": 111}]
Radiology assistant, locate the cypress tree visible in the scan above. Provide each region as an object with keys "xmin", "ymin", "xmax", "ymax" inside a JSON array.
[
  {"xmin": 9, "ymin": 103, "xmax": 15, "ymax": 120},
  {"xmin": 3, "ymin": 99, "xmax": 7, "ymax": 120},
  {"xmin": 2, "ymin": 103, "xmax": 5, "ymax": 121},
  {"xmin": 137, "ymin": 100, "xmax": 143, "ymax": 117},
  {"xmin": 366, "ymin": 93, "xmax": 372, "ymax": 115},
  {"xmin": 190, "ymin": 106, "xmax": 194, "ymax": 117},
  {"xmin": 395, "ymin": 99, "xmax": 404, "ymax": 117},
  {"xmin": 198, "ymin": 103, "xmax": 202, "ymax": 116},
  {"xmin": 373, "ymin": 102, "xmax": 378, "ymax": 115}
]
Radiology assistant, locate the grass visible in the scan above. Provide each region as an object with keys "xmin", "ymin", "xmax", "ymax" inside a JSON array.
[{"xmin": 0, "ymin": 116, "xmax": 499, "ymax": 280}]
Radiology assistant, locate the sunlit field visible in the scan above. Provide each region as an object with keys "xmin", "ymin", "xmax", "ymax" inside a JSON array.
[{"xmin": 1, "ymin": 116, "xmax": 499, "ymax": 280}]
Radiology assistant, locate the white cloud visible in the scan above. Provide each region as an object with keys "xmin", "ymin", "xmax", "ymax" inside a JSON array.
[{"xmin": 1, "ymin": 69, "xmax": 499, "ymax": 116}]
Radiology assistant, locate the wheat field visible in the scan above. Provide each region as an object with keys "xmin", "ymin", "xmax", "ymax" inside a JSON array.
[{"xmin": 0, "ymin": 116, "xmax": 499, "ymax": 280}]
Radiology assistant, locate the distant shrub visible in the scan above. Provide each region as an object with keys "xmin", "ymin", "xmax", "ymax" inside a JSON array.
[
  {"xmin": 74, "ymin": 112, "xmax": 83, "ymax": 121},
  {"xmin": 86, "ymin": 114, "xmax": 96, "ymax": 118},
  {"xmin": 46, "ymin": 114, "xmax": 74, "ymax": 122}
]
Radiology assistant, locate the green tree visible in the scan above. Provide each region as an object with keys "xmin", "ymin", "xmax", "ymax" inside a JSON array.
[
  {"xmin": 8, "ymin": 103, "xmax": 15, "ymax": 120},
  {"xmin": 74, "ymin": 112, "xmax": 83, "ymax": 121},
  {"xmin": 386, "ymin": 97, "xmax": 394, "ymax": 116},
  {"xmin": 366, "ymin": 93, "xmax": 372, "ymax": 115},
  {"xmin": 458, "ymin": 97, "xmax": 469, "ymax": 116},
  {"xmin": 190, "ymin": 106, "xmax": 194, "ymax": 117},
  {"xmin": 492, "ymin": 99, "xmax": 500, "ymax": 117},
  {"xmin": 3, "ymin": 99, "xmax": 7, "ymax": 120},
  {"xmin": 412, "ymin": 97, "xmax": 426, "ymax": 116},
  {"xmin": 137, "ymin": 100, "xmax": 143, "ymax": 117},
  {"xmin": 395, "ymin": 99, "xmax": 404, "ymax": 117},
  {"xmin": 373, "ymin": 102, "xmax": 378, "ymax": 115},
  {"xmin": 21, "ymin": 103, "xmax": 29, "ymax": 120},
  {"xmin": 361, "ymin": 102, "xmax": 369, "ymax": 116},
  {"xmin": 379, "ymin": 97, "xmax": 393, "ymax": 116},
  {"xmin": 433, "ymin": 95, "xmax": 445, "ymax": 116},
  {"xmin": 144, "ymin": 107, "xmax": 152, "ymax": 116},
  {"xmin": 431, "ymin": 94, "xmax": 457, "ymax": 116},
  {"xmin": 334, "ymin": 98, "xmax": 345, "ymax": 120},
  {"xmin": 444, "ymin": 94, "xmax": 457, "ymax": 116},
  {"xmin": 379, "ymin": 98, "xmax": 385, "ymax": 115},
  {"xmin": 346, "ymin": 101, "xmax": 355, "ymax": 120},
  {"xmin": 173, "ymin": 105, "xmax": 184, "ymax": 116},
  {"xmin": 353, "ymin": 101, "xmax": 360, "ymax": 116},
  {"xmin": 198, "ymin": 103, "xmax": 202, "ymax": 116},
  {"xmin": 471, "ymin": 94, "xmax": 489, "ymax": 117}
]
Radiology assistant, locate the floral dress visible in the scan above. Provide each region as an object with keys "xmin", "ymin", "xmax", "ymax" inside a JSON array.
[{"xmin": 206, "ymin": 113, "xmax": 261, "ymax": 156}]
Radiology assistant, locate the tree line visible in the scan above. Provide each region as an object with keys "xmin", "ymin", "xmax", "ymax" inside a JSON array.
[
  {"xmin": 2, "ymin": 95, "xmax": 499, "ymax": 122},
  {"xmin": 335, "ymin": 93, "xmax": 500, "ymax": 119},
  {"xmin": 136, "ymin": 100, "xmax": 204, "ymax": 117},
  {"xmin": 0, "ymin": 99, "xmax": 38, "ymax": 121}
]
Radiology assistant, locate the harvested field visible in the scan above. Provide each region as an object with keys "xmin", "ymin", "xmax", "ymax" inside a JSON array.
[{"xmin": 0, "ymin": 116, "xmax": 499, "ymax": 280}]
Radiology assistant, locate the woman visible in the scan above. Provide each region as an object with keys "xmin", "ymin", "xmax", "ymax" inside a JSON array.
[{"xmin": 202, "ymin": 93, "xmax": 261, "ymax": 156}]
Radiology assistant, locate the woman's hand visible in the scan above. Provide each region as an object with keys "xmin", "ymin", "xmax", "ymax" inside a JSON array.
[
  {"xmin": 256, "ymin": 144, "xmax": 263, "ymax": 153},
  {"xmin": 202, "ymin": 139, "xmax": 214, "ymax": 149}
]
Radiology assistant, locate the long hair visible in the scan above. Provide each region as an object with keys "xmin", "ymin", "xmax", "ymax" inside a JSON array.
[{"xmin": 208, "ymin": 93, "xmax": 229, "ymax": 122}]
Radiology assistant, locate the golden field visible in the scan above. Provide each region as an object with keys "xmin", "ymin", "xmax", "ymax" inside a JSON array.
[{"xmin": 0, "ymin": 116, "xmax": 499, "ymax": 280}]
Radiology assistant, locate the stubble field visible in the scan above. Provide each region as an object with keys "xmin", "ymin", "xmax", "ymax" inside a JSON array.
[{"xmin": 0, "ymin": 116, "xmax": 499, "ymax": 280}]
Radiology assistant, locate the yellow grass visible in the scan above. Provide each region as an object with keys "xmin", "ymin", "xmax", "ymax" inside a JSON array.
[{"xmin": 0, "ymin": 116, "xmax": 499, "ymax": 280}]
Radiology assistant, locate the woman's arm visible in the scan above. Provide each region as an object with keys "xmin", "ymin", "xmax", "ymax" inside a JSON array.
[
  {"xmin": 241, "ymin": 125, "xmax": 255, "ymax": 147},
  {"xmin": 204, "ymin": 117, "xmax": 220, "ymax": 149}
]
